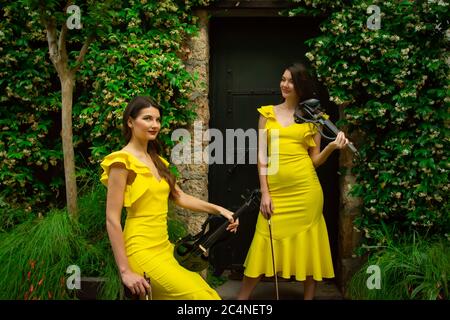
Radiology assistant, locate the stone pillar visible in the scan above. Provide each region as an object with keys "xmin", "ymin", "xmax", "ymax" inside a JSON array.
[
  {"xmin": 336, "ymin": 105, "xmax": 364, "ymax": 296},
  {"xmin": 177, "ymin": 10, "xmax": 211, "ymax": 235}
]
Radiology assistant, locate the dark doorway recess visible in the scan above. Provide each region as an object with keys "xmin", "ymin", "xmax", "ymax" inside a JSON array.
[{"xmin": 208, "ymin": 17, "xmax": 339, "ymax": 277}]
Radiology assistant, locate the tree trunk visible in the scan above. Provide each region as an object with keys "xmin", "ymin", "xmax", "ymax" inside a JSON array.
[
  {"xmin": 46, "ymin": 16, "xmax": 93, "ymax": 218},
  {"xmin": 61, "ymin": 74, "xmax": 78, "ymax": 218}
]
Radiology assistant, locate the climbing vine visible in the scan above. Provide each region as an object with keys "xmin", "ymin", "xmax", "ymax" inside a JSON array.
[
  {"xmin": 288, "ymin": 0, "xmax": 449, "ymax": 252},
  {"xmin": 0, "ymin": 0, "xmax": 212, "ymax": 214}
]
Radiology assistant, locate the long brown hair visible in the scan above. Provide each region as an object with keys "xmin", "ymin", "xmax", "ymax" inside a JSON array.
[
  {"xmin": 123, "ymin": 96, "xmax": 178, "ymax": 199},
  {"xmin": 286, "ymin": 63, "xmax": 318, "ymax": 101}
]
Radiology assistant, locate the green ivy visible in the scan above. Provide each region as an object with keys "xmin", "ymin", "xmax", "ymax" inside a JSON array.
[
  {"xmin": 0, "ymin": 0, "xmax": 212, "ymax": 215},
  {"xmin": 288, "ymin": 0, "xmax": 450, "ymax": 253}
]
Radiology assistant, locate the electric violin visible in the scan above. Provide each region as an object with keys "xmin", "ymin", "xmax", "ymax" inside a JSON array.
[
  {"xmin": 294, "ymin": 98, "xmax": 358, "ymax": 154},
  {"xmin": 174, "ymin": 189, "xmax": 261, "ymax": 272}
]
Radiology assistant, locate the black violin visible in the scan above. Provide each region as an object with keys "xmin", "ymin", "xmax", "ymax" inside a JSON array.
[
  {"xmin": 294, "ymin": 98, "xmax": 358, "ymax": 154},
  {"xmin": 174, "ymin": 189, "xmax": 261, "ymax": 272}
]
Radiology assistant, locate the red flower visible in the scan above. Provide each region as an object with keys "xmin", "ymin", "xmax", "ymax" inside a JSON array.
[
  {"xmin": 27, "ymin": 271, "xmax": 31, "ymax": 281},
  {"xmin": 29, "ymin": 284, "xmax": 34, "ymax": 293}
]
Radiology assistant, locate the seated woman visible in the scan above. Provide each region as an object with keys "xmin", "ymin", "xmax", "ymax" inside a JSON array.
[{"xmin": 100, "ymin": 96, "xmax": 238, "ymax": 299}]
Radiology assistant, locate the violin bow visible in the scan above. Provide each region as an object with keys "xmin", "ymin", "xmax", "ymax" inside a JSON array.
[
  {"xmin": 143, "ymin": 272, "xmax": 152, "ymax": 300},
  {"xmin": 267, "ymin": 218, "xmax": 279, "ymax": 300}
]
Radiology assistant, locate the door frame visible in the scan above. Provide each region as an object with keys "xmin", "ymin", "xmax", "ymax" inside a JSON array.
[{"xmin": 179, "ymin": 2, "xmax": 363, "ymax": 293}]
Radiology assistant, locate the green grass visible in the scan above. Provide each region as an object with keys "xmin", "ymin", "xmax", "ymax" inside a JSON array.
[
  {"xmin": 0, "ymin": 172, "xmax": 190, "ymax": 299},
  {"xmin": 347, "ymin": 233, "xmax": 449, "ymax": 300},
  {"xmin": 0, "ymin": 211, "xmax": 93, "ymax": 299},
  {"xmin": 0, "ymin": 173, "xmax": 122, "ymax": 300}
]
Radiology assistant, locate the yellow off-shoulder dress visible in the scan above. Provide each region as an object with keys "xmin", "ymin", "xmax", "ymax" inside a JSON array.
[
  {"xmin": 100, "ymin": 150, "xmax": 220, "ymax": 300},
  {"xmin": 243, "ymin": 105, "xmax": 335, "ymax": 281}
]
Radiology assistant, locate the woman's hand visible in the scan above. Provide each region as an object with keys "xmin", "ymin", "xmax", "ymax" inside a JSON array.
[
  {"xmin": 121, "ymin": 270, "xmax": 151, "ymax": 296},
  {"xmin": 329, "ymin": 131, "xmax": 349, "ymax": 150},
  {"xmin": 260, "ymin": 192, "xmax": 274, "ymax": 220},
  {"xmin": 217, "ymin": 207, "xmax": 239, "ymax": 233}
]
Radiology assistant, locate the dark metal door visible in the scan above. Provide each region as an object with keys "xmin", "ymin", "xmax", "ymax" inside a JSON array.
[{"xmin": 208, "ymin": 17, "xmax": 339, "ymax": 275}]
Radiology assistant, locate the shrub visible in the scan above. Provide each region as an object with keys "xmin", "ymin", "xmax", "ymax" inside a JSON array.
[
  {"xmin": 288, "ymin": 0, "xmax": 450, "ymax": 252},
  {"xmin": 0, "ymin": 0, "xmax": 213, "ymax": 216}
]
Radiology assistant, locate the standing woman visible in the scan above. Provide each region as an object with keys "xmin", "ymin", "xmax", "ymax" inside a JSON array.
[
  {"xmin": 101, "ymin": 96, "xmax": 238, "ymax": 300},
  {"xmin": 237, "ymin": 63, "xmax": 348, "ymax": 300}
]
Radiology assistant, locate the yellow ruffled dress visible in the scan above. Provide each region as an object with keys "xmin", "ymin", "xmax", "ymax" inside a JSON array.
[
  {"xmin": 100, "ymin": 150, "xmax": 220, "ymax": 300},
  {"xmin": 243, "ymin": 105, "xmax": 335, "ymax": 281}
]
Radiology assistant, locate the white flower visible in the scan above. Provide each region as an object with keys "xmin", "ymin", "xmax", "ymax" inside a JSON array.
[
  {"xmin": 305, "ymin": 52, "xmax": 315, "ymax": 61},
  {"xmin": 378, "ymin": 108, "xmax": 386, "ymax": 115}
]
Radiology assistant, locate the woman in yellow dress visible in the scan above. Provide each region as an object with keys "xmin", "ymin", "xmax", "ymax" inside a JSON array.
[
  {"xmin": 237, "ymin": 63, "xmax": 349, "ymax": 300},
  {"xmin": 101, "ymin": 96, "xmax": 238, "ymax": 300}
]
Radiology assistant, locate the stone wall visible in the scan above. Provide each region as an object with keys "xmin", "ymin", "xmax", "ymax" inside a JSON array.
[
  {"xmin": 177, "ymin": 10, "xmax": 211, "ymax": 235},
  {"xmin": 336, "ymin": 105, "xmax": 364, "ymax": 294}
]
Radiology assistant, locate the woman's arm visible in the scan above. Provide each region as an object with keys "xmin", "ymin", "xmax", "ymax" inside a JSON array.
[
  {"xmin": 257, "ymin": 115, "xmax": 274, "ymax": 219},
  {"xmin": 309, "ymin": 131, "xmax": 349, "ymax": 168},
  {"xmin": 172, "ymin": 185, "xmax": 238, "ymax": 232},
  {"xmin": 172, "ymin": 186, "xmax": 222, "ymax": 215},
  {"xmin": 257, "ymin": 115, "xmax": 269, "ymax": 195},
  {"xmin": 106, "ymin": 163, "xmax": 150, "ymax": 296}
]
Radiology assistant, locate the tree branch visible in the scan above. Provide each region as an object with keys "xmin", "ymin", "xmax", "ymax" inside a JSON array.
[
  {"xmin": 71, "ymin": 34, "xmax": 95, "ymax": 73},
  {"xmin": 46, "ymin": 17, "xmax": 62, "ymax": 75},
  {"xmin": 58, "ymin": 22, "xmax": 68, "ymax": 63},
  {"xmin": 57, "ymin": 0, "xmax": 75, "ymax": 71}
]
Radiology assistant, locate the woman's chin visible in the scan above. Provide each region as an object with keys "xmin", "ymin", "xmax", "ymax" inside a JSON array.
[{"xmin": 143, "ymin": 133, "xmax": 158, "ymax": 141}]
